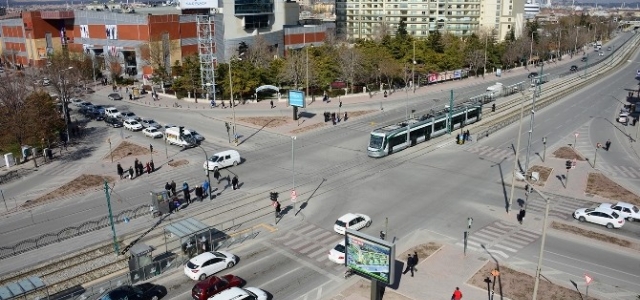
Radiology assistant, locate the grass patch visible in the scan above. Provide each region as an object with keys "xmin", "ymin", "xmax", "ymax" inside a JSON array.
[
  {"xmin": 469, "ymin": 262, "xmax": 597, "ymax": 300},
  {"xmin": 552, "ymin": 146, "xmax": 585, "ymax": 161},
  {"xmin": 586, "ymin": 173, "xmax": 640, "ymax": 205},
  {"xmin": 168, "ymin": 159, "xmax": 189, "ymax": 167},
  {"xmin": 25, "ymin": 174, "xmax": 114, "ymax": 207},
  {"xmin": 237, "ymin": 116, "xmax": 290, "ymax": 128},
  {"xmin": 107, "ymin": 141, "xmax": 151, "ymax": 161},
  {"xmin": 527, "ymin": 165, "xmax": 552, "ymax": 186},
  {"xmin": 550, "ymin": 221, "xmax": 639, "ymax": 250}
]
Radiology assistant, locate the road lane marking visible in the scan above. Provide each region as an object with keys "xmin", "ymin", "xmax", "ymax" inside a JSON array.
[
  {"xmin": 264, "ymin": 242, "xmax": 342, "ymax": 282},
  {"xmin": 493, "ymin": 244, "xmax": 518, "ymax": 253},
  {"xmin": 259, "ymin": 266, "xmax": 303, "ymax": 287}
]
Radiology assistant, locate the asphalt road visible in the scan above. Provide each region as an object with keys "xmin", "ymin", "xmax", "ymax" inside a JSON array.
[{"xmin": 0, "ymin": 32, "xmax": 638, "ymax": 299}]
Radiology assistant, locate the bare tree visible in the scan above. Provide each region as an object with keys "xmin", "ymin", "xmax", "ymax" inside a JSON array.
[
  {"xmin": 105, "ymin": 53, "xmax": 123, "ymax": 82},
  {"xmin": 140, "ymin": 33, "xmax": 177, "ymax": 84},
  {"xmin": 378, "ymin": 56, "xmax": 402, "ymax": 90},
  {"xmin": 371, "ymin": 22, "xmax": 393, "ymax": 42},
  {"xmin": 0, "ymin": 73, "xmax": 32, "ymax": 148},
  {"xmin": 280, "ymin": 50, "xmax": 306, "ymax": 89},
  {"xmin": 246, "ymin": 35, "xmax": 274, "ymax": 69},
  {"xmin": 337, "ymin": 46, "xmax": 364, "ymax": 93}
]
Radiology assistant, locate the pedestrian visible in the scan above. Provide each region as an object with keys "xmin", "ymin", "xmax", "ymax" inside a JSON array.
[
  {"xmin": 128, "ymin": 166, "xmax": 134, "ymax": 180},
  {"xmin": 194, "ymin": 185, "xmax": 202, "ymax": 201},
  {"xmin": 451, "ymin": 287, "xmax": 463, "ymax": 300},
  {"xmin": 125, "ymin": 87, "xmax": 128, "ymax": 94},
  {"xmin": 182, "ymin": 181, "xmax": 190, "ymax": 202},
  {"xmin": 210, "ymin": 99, "xmax": 215, "ymax": 108},
  {"xmin": 117, "ymin": 163, "xmax": 124, "ymax": 179},
  {"xmin": 465, "ymin": 130, "xmax": 470, "ymax": 141},
  {"xmin": 134, "ymin": 159, "xmax": 139, "ymax": 175},
  {"xmin": 146, "ymin": 162, "xmax": 151, "ymax": 174},
  {"xmin": 213, "ymin": 169, "xmax": 221, "ymax": 184},
  {"xmin": 402, "ymin": 254, "xmax": 415, "ymax": 277},
  {"xmin": 270, "ymin": 100, "xmax": 274, "ymax": 109},
  {"xmin": 173, "ymin": 197, "xmax": 181, "ymax": 212},
  {"xmin": 202, "ymin": 179, "xmax": 210, "ymax": 199},
  {"xmin": 492, "ymin": 103, "xmax": 496, "ymax": 112},
  {"xmin": 63, "ymin": 139, "xmax": 68, "ymax": 150},
  {"xmin": 605, "ymin": 139, "xmax": 611, "ymax": 151},
  {"xmin": 129, "ymin": 93, "xmax": 133, "ymax": 100},
  {"xmin": 275, "ymin": 201, "xmax": 281, "ymax": 218},
  {"xmin": 150, "ymin": 160, "xmax": 155, "ymax": 172},
  {"xmin": 170, "ymin": 180, "xmax": 177, "ymax": 196},
  {"xmin": 165, "ymin": 182, "xmax": 171, "ymax": 196},
  {"xmin": 232, "ymin": 175, "xmax": 239, "ymax": 190},
  {"xmin": 412, "ymin": 251, "xmax": 419, "ymax": 272}
]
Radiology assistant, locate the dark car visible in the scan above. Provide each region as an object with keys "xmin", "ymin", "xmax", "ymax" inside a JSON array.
[
  {"xmin": 105, "ymin": 117, "xmax": 123, "ymax": 128},
  {"xmin": 570, "ymin": 65, "xmax": 578, "ymax": 72},
  {"xmin": 98, "ymin": 283, "xmax": 166, "ymax": 300},
  {"xmin": 108, "ymin": 93, "xmax": 123, "ymax": 100},
  {"xmin": 527, "ymin": 72, "xmax": 538, "ymax": 79},
  {"xmin": 581, "ymin": 57, "xmax": 588, "ymax": 62},
  {"xmin": 191, "ymin": 275, "xmax": 243, "ymax": 300}
]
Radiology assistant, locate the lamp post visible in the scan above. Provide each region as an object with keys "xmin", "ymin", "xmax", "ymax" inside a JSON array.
[
  {"xmin": 574, "ymin": 27, "xmax": 581, "ymax": 54},
  {"xmin": 291, "ymin": 136, "xmax": 297, "ymax": 213},
  {"xmin": 198, "ymin": 145, "xmax": 212, "ymax": 200},
  {"xmin": 507, "ymin": 91, "xmax": 529, "ymax": 212},
  {"xmin": 527, "ymin": 180, "xmax": 552, "ymax": 300},
  {"xmin": 228, "ymin": 59, "xmax": 238, "ymax": 145},
  {"xmin": 483, "ymin": 33, "xmax": 488, "ymax": 77},
  {"xmin": 60, "ymin": 66, "xmax": 74, "ymax": 143},
  {"xmin": 412, "ymin": 40, "xmax": 416, "ymax": 93}
]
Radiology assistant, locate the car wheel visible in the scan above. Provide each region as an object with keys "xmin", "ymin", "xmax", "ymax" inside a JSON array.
[
  {"xmin": 366, "ymin": 221, "xmax": 371, "ymax": 227},
  {"xmin": 628, "ymin": 217, "xmax": 635, "ymax": 222},
  {"xmin": 227, "ymin": 261, "xmax": 235, "ymax": 268},
  {"xmin": 606, "ymin": 223, "xmax": 614, "ymax": 229},
  {"xmin": 233, "ymin": 161, "xmax": 238, "ymax": 166},
  {"xmin": 199, "ymin": 273, "xmax": 207, "ymax": 280},
  {"xmin": 578, "ymin": 216, "xmax": 586, "ymax": 222}
]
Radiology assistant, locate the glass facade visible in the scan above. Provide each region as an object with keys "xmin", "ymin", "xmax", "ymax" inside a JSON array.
[{"xmin": 235, "ymin": 0, "xmax": 274, "ymax": 15}]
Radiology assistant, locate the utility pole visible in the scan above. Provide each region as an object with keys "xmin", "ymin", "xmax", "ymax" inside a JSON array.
[
  {"xmin": 542, "ymin": 137, "xmax": 547, "ymax": 162},
  {"xmin": 529, "ymin": 31, "xmax": 534, "ymax": 68},
  {"xmin": 104, "ymin": 180, "xmax": 119, "ymax": 255},
  {"xmin": 524, "ymin": 64, "xmax": 543, "ymax": 186},
  {"xmin": 483, "ymin": 34, "xmax": 488, "ymax": 77},
  {"xmin": 508, "ymin": 92, "xmax": 528, "ymax": 212},
  {"xmin": 291, "ymin": 136, "xmax": 297, "ymax": 213},
  {"xmin": 447, "ymin": 90, "xmax": 454, "ymax": 134},
  {"xmin": 531, "ymin": 184, "xmax": 552, "ymax": 300},
  {"xmin": 412, "ymin": 41, "xmax": 416, "ymax": 93}
]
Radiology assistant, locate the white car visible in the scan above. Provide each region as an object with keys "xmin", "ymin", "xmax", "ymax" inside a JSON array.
[
  {"xmin": 209, "ymin": 287, "xmax": 267, "ymax": 300},
  {"xmin": 140, "ymin": 119, "xmax": 160, "ymax": 128},
  {"xmin": 183, "ymin": 251, "xmax": 237, "ymax": 281},
  {"xmin": 120, "ymin": 111, "xmax": 141, "ymax": 121},
  {"xmin": 573, "ymin": 207, "xmax": 625, "ymax": 229},
  {"xmin": 600, "ymin": 202, "xmax": 640, "ymax": 221},
  {"xmin": 334, "ymin": 213, "xmax": 372, "ymax": 235},
  {"xmin": 599, "ymin": 51, "xmax": 604, "ymax": 56},
  {"xmin": 142, "ymin": 127, "xmax": 163, "ymax": 138},
  {"xmin": 71, "ymin": 99, "xmax": 85, "ymax": 107},
  {"xmin": 123, "ymin": 119, "xmax": 143, "ymax": 131},
  {"xmin": 328, "ymin": 240, "xmax": 346, "ymax": 264}
]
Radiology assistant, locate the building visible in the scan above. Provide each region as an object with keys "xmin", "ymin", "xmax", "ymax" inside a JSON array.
[
  {"xmin": 524, "ymin": 0, "xmax": 541, "ymax": 17},
  {"xmin": 336, "ymin": 0, "xmax": 522, "ymax": 40},
  {"xmin": 479, "ymin": 0, "xmax": 525, "ymax": 41},
  {"xmin": 0, "ymin": 0, "xmax": 330, "ymax": 80}
]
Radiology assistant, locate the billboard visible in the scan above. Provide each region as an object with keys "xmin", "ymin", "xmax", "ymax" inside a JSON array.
[
  {"xmin": 179, "ymin": 0, "xmax": 219, "ymax": 9},
  {"xmin": 345, "ymin": 229, "xmax": 396, "ymax": 285},
  {"xmin": 288, "ymin": 90, "xmax": 306, "ymax": 108}
]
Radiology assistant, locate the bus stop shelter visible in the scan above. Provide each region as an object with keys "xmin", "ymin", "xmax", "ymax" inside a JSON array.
[
  {"xmin": 0, "ymin": 276, "xmax": 47, "ymax": 300},
  {"xmin": 163, "ymin": 218, "xmax": 228, "ymax": 256}
]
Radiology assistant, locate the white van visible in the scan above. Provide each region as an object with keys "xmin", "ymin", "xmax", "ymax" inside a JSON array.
[
  {"xmin": 105, "ymin": 107, "xmax": 121, "ymax": 118},
  {"xmin": 165, "ymin": 127, "xmax": 195, "ymax": 148},
  {"xmin": 486, "ymin": 83, "xmax": 503, "ymax": 97},
  {"xmin": 203, "ymin": 150, "xmax": 241, "ymax": 171}
]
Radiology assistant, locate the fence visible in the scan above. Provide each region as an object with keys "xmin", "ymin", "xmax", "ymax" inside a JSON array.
[{"xmin": 0, "ymin": 204, "xmax": 153, "ymax": 260}]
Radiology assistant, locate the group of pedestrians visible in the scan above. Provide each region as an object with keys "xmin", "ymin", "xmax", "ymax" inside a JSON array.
[
  {"xmin": 116, "ymin": 159, "xmax": 154, "ymax": 180},
  {"xmin": 212, "ymin": 169, "xmax": 240, "ymax": 190},
  {"xmin": 402, "ymin": 252, "xmax": 419, "ymax": 277}
]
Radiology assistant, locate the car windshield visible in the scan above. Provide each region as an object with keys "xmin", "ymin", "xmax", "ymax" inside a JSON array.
[
  {"xmin": 186, "ymin": 261, "xmax": 199, "ymax": 269},
  {"xmin": 209, "ymin": 156, "xmax": 219, "ymax": 162},
  {"xmin": 211, "ymin": 251, "xmax": 225, "ymax": 258},
  {"xmin": 369, "ymin": 134, "xmax": 384, "ymax": 149},
  {"xmin": 612, "ymin": 211, "xmax": 620, "ymax": 218},
  {"xmin": 334, "ymin": 243, "xmax": 346, "ymax": 253},
  {"xmin": 146, "ymin": 119, "xmax": 155, "ymax": 124},
  {"xmin": 584, "ymin": 208, "xmax": 594, "ymax": 213},
  {"xmin": 335, "ymin": 220, "xmax": 346, "ymax": 227}
]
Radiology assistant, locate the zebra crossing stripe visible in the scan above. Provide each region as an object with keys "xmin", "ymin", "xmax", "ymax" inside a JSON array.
[
  {"xmin": 466, "ymin": 238, "xmax": 484, "ymax": 247},
  {"xmin": 284, "ymin": 236, "xmax": 306, "ymax": 247},
  {"xmin": 476, "ymin": 230, "xmax": 502, "ymax": 238},
  {"xmin": 493, "ymin": 244, "xmax": 518, "ymax": 253},
  {"xmin": 484, "ymin": 226, "xmax": 509, "ymax": 235},
  {"xmin": 518, "ymin": 230, "xmax": 540, "ymax": 239},
  {"xmin": 298, "ymin": 243, "xmax": 321, "ymax": 254},
  {"xmin": 291, "ymin": 241, "xmax": 315, "ymax": 251},
  {"xmin": 312, "ymin": 231, "xmax": 332, "ymax": 241},
  {"xmin": 503, "ymin": 237, "xmax": 530, "ymax": 246},
  {"xmin": 471, "ymin": 232, "xmax": 498, "ymax": 241},
  {"xmin": 308, "ymin": 247, "xmax": 328, "ymax": 258},
  {"xmin": 468, "ymin": 146, "xmax": 489, "ymax": 153},
  {"xmin": 297, "ymin": 225, "xmax": 320, "ymax": 235}
]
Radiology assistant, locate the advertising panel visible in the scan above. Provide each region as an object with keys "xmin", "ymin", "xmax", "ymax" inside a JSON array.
[
  {"xmin": 345, "ymin": 229, "xmax": 396, "ymax": 285},
  {"xmin": 428, "ymin": 73, "xmax": 438, "ymax": 83},
  {"xmin": 105, "ymin": 25, "xmax": 118, "ymax": 40},
  {"xmin": 178, "ymin": 0, "xmax": 219, "ymax": 9},
  {"xmin": 288, "ymin": 90, "xmax": 305, "ymax": 108},
  {"xmin": 453, "ymin": 69, "xmax": 462, "ymax": 79}
]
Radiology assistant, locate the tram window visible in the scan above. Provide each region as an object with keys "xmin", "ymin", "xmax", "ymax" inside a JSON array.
[
  {"xmin": 434, "ymin": 120, "xmax": 446, "ymax": 131},
  {"xmin": 468, "ymin": 109, "xmax": 479, "ymax": 119},
  {"xmin": 389, "ymin": 134, "xmax": 407, "ymax": 148}
]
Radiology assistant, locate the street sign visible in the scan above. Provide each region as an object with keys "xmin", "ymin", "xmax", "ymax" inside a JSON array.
[
  {"xmin": 596, "ymin": 143, "xmax": 602, "ymax": 148},
  {"xmin": 585, "ymin": 273, "xmax": 593, "ymax": 285},
  {"xmin": 574, "ymin": 133, "xmax": 579, "ymax": 138},
  {"xmin": 291, "ymin": 190, "xmax": 297, "ymax": 202}
]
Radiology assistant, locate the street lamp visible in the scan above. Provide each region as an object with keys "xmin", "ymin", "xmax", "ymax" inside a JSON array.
[
  {"xmin": 525, "ymin": 179, "xmax": 552, "ymax": 300},
  {"xmin": 228, "ymin": 59, "xmax": 239, "ymax": 145},
  {"xmin": 507, "ymin": 91, "xmax": 530, "ymax": 212},
  {"xmin": 60, "ymin": 66, "xmax": 74, "ymax": 143},
  {"xmin": 198, "ymin": 145, "xmax": 212, "ymax": 200},
  {"xmin": 291, "ymin": 136, "xmax": 297, "ymax": 213}
]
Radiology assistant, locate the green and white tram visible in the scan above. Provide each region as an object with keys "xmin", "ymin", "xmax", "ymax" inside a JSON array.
[{"xmin": 367, "ymin": 105, "xmax": 482, "ymax": 157}]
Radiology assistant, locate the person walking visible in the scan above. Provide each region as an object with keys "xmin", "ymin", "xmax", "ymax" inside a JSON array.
[
  {"xmin": 270, "ymin": 100, "xmax": 274, "ymax": 109},
  {"xmin": 412, "ymin": 251, "xmax": 419, "ymax": 272},
  {"xmin": 170, "ymin": 180, "xmax": 177, "ymax": 196},
  {"xmin": 451, "ymin": 287, "xmax": 463, "ymax": 300},
  {"xmin": 402, "ymin": 254, "xmax": 415, "ymax": 277},
  {"xmin": 117, "ymin": 163, "xmax": 124, "ymax": 179},
  {"xmin": 605, "ymin": 139, "xmax": 611, "ymax": 151},
  {"xmin": 150, "ymin": 160, "xmax": 155, "ymax": 172},
  {"xmin": 275, "ymin": 201, "xmax": 281, "ymax": 218},
  {"xmin": 182, "ymin": 181, "xmax": 190, "ymax": 203},
  {"xmin": 213, "ymin": 169, "xmax": 221, "ymax": 184},
  {"xmin": 231, "ymin": 175, "xmax": 239, "ymax": 190},
  {"xmin": 202, "ymin": 179, "xmax": 210, "ymax": 199},
  {"xmin": 128, "ymin": 166, "xmax": 134, "ymax": 180},
  {"xmin": 134, "ymin": 159, "xmax": 140, "ymax": 176},
  {"xmin": 165, "ymin": 182, "xmax": 172, "ymax": 196},
  {"xmin": 194, "ymin": 185, "xmax": 203, "ymax": 201}
]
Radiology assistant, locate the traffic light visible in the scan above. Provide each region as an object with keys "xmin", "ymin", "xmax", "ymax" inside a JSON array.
[
  {"xmin": 225, "ymin": 122, "xmax": 230, "ymax": 132},
  {"xmin": 270, "ymin": 192, "xmax": 278, "ymax": 201},
  {"xmin": 565, "ymin": 160, "xmax": 572, "ymax": 170}
]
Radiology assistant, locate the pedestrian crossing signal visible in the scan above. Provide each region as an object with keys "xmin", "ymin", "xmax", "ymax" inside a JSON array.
[{"xmin": 565, "ymin": 160, "xmax": 572, "ymax": 170}]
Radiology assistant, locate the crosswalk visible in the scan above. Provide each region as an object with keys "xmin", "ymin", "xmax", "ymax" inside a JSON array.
[
  {"xmin": 455, "ymin": 220, "xmax": 541, "ymax": 259},
  {"xmin": 268, "ymin": 222, "xmax": 346, "ymax": 273},
  {"xmin": 525, "ymin": 193, "xmax": 597, "ymax": 220},
  {"xmin": 597, "ymin": 165, "xmax": 640, "ymax": 179},
  {"xmin": 465, "ymin": 145, "xmax": 516, "ymax": 161}
]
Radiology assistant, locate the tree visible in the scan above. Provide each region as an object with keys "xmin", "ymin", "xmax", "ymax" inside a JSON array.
[
  {"xmin": 105, "ymin": 53, "xmax": 123, "ymax": 82},
  {"xmin": 246, "ymin": 35, "xmax": 275, "ymax": 70},
  {"xmin": 172, "ymin": 55, "xmax": 202, "ymax": 101},
  {"xmin": 141, "ymin": 33, "xmax": 178, "ymax": 85},
  {"xmin": 280, "ymin": 49, "xmax": 306, "ymax": 89},
  {"xmin": 396, "ymin": 19, "xmax": 408, "ymax": 38},
  {"xmin": 0, "ymin": 72, "xmax": 32, "ymax": 149},
  {"xmin": 337, "ymin": 46, "xmax": 364, "ymax": 93},
  {"xmin": 465, "ymin": 50, "xmax": 484, "ymax": 76},
  {"xmin": 24, "ymin": 91, "xmax": 65, "ymax": 147}
]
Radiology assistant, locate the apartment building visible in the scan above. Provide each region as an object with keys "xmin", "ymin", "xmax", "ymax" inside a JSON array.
[
  {"xmin": 336, "ymin": 0, "xmax": 523, "ymax": 41},
  {"xmin": 479, "ymin": 0, "xmax": 524, "ymax": 40}
]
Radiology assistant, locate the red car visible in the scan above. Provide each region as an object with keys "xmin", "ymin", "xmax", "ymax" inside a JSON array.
[{"xmin": 191, "ymin": 274, "xmax": 243, "ymax": 300}]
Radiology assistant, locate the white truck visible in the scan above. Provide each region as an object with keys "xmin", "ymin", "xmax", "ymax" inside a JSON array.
[
  {"xmin": 165, "ymin": 127, "xmax": 195, "ymax": 148},
  {"xmin": 486, "ymin": 83, "xmax": 504, "ymax": 98}
]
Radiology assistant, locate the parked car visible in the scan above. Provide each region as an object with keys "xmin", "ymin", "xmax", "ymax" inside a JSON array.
[
  {"xmin": 97, "ymin": 283, "xmax": 166, "ymax": 300},
  {"xmin": 120, "ymin": 111, "xmax": 141, "ymax": 121},
  {"xmin": 183, "ymin": 251, "xmax": 237, "ymax": 281},
  {"xmin": 143, "ymin": 127, "xmax": 164, "ymax": 138},
  {"xmin": 328, "ymin": 240, "xmax": 346, "ymax": 264},
  {"xmin": 94, "ymin": 105, "xmax": 106, "ymax": 115},
  {"xmin": 141, "ymin": 119, "xmax": 161, "ymax": 128},
  {"xmin": 573, "ymin": 207, "xmax": 625, "ymax": 229},
  {"xmin": 334, "ymin": 213, "xmax": 371, "ymax": 235},
  {"xmin": 207, "ymin": 287, "xmax": 267, "ymax": 300},
  {"xmin": 527, "ymin": 72, "xmax": 538, "ymax": 79},
  {"xmin": 188, "ymin": 129, "xmax": 205, "ymax": 142},
  {"xmin": 569, "ymin": 65, "xmax": 578, "ymax": 72},
  {"xmin": 191, "ymin": 275, "xmax": 243, "ymax": 300},
  {"xmin": 581, "ymin": 56, "xmax": 588, "ymax": 62},
  {"xmin": 105, "ymin": 117, "xmax": 123, "ymax": 128},
  {"xmin": 599, "ymin": 202, "xmax": 640, "ymax": 221},
  {"xmin": 124, "ymin": 119, "xmax": 144, "ymax": 131},
  {"xmin": 42, "ymin": 78, "xmax": 51, "ymax": 86},
  {"xmin": 108, "ymin": 93, "xmax": 123, "ymax": 100},
  {"xmin": 599, "ymin": 51, "xmax": 604, "ymax": 56}
]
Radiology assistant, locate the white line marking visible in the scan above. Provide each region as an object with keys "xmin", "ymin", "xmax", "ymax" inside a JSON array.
[
  {"xmin": 260, "ymin": 266, "xmax": 303, "ymax": 287},
  {"xmin": 493, "ymin": 243, "xmax": 519, "ymax": 253}
]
